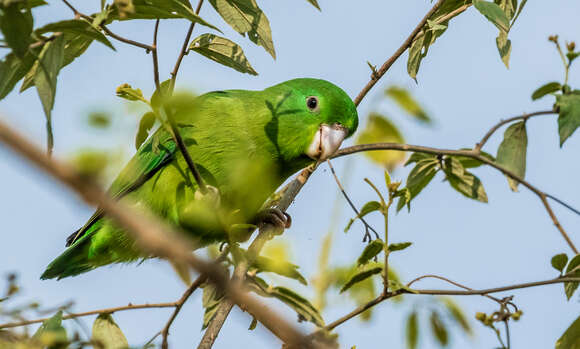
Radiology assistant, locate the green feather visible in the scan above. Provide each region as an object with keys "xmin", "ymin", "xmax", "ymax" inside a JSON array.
[{"xmin": 41, "ymin": 78, "xmax": 358, "ymax": 279}]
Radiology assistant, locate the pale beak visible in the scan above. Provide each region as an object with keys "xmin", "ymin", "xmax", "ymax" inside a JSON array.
[{"xmin": 306, "ymin": 124, "xmax": 348, "ymax": 161}]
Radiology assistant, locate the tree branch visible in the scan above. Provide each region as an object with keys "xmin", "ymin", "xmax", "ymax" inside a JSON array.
[
  {"xmin": 0, "ymin": 120, "xmax": 313, "ymax": 348},
  {"xmin": 322, "ymin": 276, "xmax": 580, "ymax": 333},
  {"xmin": 152, "ymin": 19, "xmax": 161, "ymax": 90},
  {"xmin": 169, "ymin": 0, "xmax": 205, "ymax": 94},
  {"xmin": 61, "ymin": 0, "xmax": 154, "ymax": 51},
  {"xmin": 198, "ymin": 166, "xmax": 316, "ymax": 349},
  {"xmin": 353, "ymin": 0, "xmax": 446, "ymax": 106},
  {"xmin": 333, "ymin": 112, "xmax": 579, "ymax": 254},
  {"xmin": 0, "ymin": 302, "xmax": 177, "ymax": 330},
  {"xmin": 161, "ymin": 274, "xmax": 207, "ymax": 349}
]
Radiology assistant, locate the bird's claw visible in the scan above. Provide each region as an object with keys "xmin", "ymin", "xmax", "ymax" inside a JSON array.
[{"xmin": 255, "ymin": 208, "xmax": 292, "ymax": 230}]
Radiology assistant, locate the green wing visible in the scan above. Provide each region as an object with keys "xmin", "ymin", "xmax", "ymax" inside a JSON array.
[{"xmin": 65, "ymin": 128, "xmax": 177, "ymax": 246}]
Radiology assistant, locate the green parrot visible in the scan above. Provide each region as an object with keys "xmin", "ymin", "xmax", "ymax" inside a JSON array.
[{"xmin": 41, "ymin": 78, "xmax": 358, "ymax": 280}]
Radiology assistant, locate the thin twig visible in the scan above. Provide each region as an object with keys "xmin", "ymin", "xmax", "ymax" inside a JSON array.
[
  {"xmin": 169, "ymin": 0, "xmax": 205, "ymax": 94},
  {"xmin": 353, "ymin": 0, "xmax": 446, "ymax": 106},
  {"xmin": 322, "ymin": 276, "xmax": 580, "ymax": 332},
  {"xmin": 161, "ymin": 274, "xmax": 207, "ymax": 349},
  {"xmin": 61, "ymin": 0, "xmax": 154, "ymax": 51},
  {"xmin": 152, "ymin": 19, "xmax": 161, "ymax": 90},
  {"xmin": 474, "ymin": 110, "xmax": 555, "ymax": 151},
  {"xmin": 0, "ymin": 302, "xmax": 177, "ymax": 329},
  {"xmin": 326, "ymin": 160, "xmax": 379, "ymax": 241},
  {"xmin": 0, "ymin": 120, "xmax": 312, "ymax": 348}
]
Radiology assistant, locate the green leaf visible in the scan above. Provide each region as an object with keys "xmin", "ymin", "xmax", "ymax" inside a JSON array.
[
  {"xmin": 249, "ymin": 277, "xmax": 324, "ymax": 327},
  {"xmin": 442, "ymin": 297, "xmax": 472, "ymax": 334},
  {"xmin": 251, "ymin": 254, "xmax": 308, "ymax": 285},
  {"xmin": 356, "ymin": 239, "xmax": 384, "ymax": 266},
  {"xmin": 189, "ymin": 34, "xmax": 258, "ymax": 75},
  {"xmin": 430, "ymin": 311, "xmax": 449, "ymax": 345},
  {"xmin": 344, "ymin": 201, "xmax": 382, "ymax": 232},
  {"xmin": 32, "ymin": 311, "xmax": 67, "ymax": 348},
  {"xmin": 110, "ymin": 0, "xmax": 220, "ymax": 31},
  {"xmin": 208, "ymin": 0, "xmax": 275, "ymax": 58},
  {"xmin": 387, "ymin": 242, "xmax": 412, "ymax": 253},
  {"xmin": 34, "ymin": 34, "xmax": 65, "ymax": 153},
  {"xmin": 406, "ymin": 311, "xmax": 419, "ymax": 349},
  {"xmin": 556, "ymin": 315, "xmax": 580, "ymax": 349},
  {"xmin": 532, "ymin": 82, "xmax": 562, "ymax": 100},
  {"xmin": 0, "ymin": 51, "xmax": 36, "ymax": 100},
  {"xmin": 397, "ymin": 153, "xmax": 439, "ymax": 211},
  {"xmin": 21, "ymin": 33, "xmax": 94, "ymax": 92},
  {"xmin": 496, "ymin": 30, "xmax": 511, "ymax": 68},
  {"xmin": 551, "ymin": 253, "xmax": 569, "ymax": 274},
  {"xmin": 496, "ymin": 121, "xmax": 527, "ymax": 191},
  {"xmin": 116, "ymin": 83, "xmax": 147, "ymax": 103},
  {"xmin": 135, "ymin": 112, "xmax": 156, "ymax": 150},
  {"xmin": 556, "ymin": 91, "xmax": 580, "ymax": 146},
  {"xmin": 356, "ymin": 113, "xmax": 406, "ymax": 170},
  {"xmin": 443, "ymin": 157, "xmax": 488, "ymax": 203},
  {"xmin": 340, "ymin": 266, "xmax": 382, "ymax": 293},
  {"xmin": 150, "ymin": 79, "xmax": 172, "ymax": 110},
  {"xmin": 454, "ymin": 150, "xmax": 495, "ymax": 168},
  {"xmin": 0, "ymin": 2, "xmax": 33, "ymax": 58},
  {"xmin": 306, "ymin": 0, "xmax": 320, "ymax": 10},
  {"xmin": 407, "ymin": 0, "xmax": 468, "ymax": 79},
  {"xmin": 388, "ymin": 279, "xmax": 417, "ymax": 294},
  {"xmin": 511, "ymin": 0, "xmax": 528, "ymax": 25},
  {"xmin": 92, "ymin": 313, "xmax": 128, "ymax": 349},
  {"xmin": 201, "ymin": 282, "xmax": 225, "ymax": 329},
  {"xmin": 36, "ymin": 19, "xmax": 115, "ymax": 50},
  {"xmin": 385, "ymin": 86, "xmax": 431, "ymax": 123},
  {"xmin": 473, "ymin": 0, "xmax": 510, "ymax": 32},
  {"xmin": 564, "ymin": 254, "xmax": 580, "ymax": 300}
]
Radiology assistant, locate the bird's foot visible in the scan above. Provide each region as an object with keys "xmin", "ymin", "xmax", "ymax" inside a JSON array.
[{"xmin": 254, "ymin": 208, "xmax": 292, "ymax": 231}]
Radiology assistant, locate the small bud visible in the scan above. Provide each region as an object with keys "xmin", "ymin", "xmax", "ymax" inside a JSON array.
[
  {"xmin": 511, "ymin": 310, "xmax": 523, "ymax": 321},
  {"xmin": 475, "ymin": 312, "xmax": 487, "ymax": 322},
  {"xmin": 548, "ymin": 35, "xmax": 559, "ymax": 43},
  {"xmin": 567, "ymin": 41, "xmax": 576, "ymax": 52}
]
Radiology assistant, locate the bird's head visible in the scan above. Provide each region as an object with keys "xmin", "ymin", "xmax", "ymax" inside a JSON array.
[{"xmin": 263, "ymin": 78, "xmax": 358, "ymax": 167}]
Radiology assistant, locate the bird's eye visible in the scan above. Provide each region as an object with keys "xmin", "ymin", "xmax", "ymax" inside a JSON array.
[{"xmin": 306, "ymin": 96, "xmax": 318, "ymax": 111}]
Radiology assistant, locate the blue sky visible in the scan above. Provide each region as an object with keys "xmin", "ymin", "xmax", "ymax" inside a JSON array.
[{"xmin": 1, "ymin": 0, "xmax": 579, "ymax": 348}]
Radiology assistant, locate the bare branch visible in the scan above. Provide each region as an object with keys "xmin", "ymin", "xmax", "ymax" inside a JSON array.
[
  {"xmin": 0, "ymin": 302, "xmax": 176, "ymax": 330},
  {"xmin": 333, "ymin": 130, "xmax": 579, "ymax": 253},
  {"xmin": 322, "ymin": 276, "xmax": 580, "ymax": 333},
  {"xmin": 161, "ymin": 275, "xmax": 207, "ymax": 349},
  {"xmin": 474, "ymin": 109, "xmax": 555, "ymax": 151},
  {"xmin": 353, "ymin": 0, "xmax": 446, "ymax": 106},
  {"xmin": 0, "ymin": 120, "xmax": 313, "ymax": 348},
  {"xmin": 169, "ymin": 0, "xmax": 205, "ymax": 94},
  {"xmin": 326, "ymin": 160, "xmax": 379, "ymax": 241},
  {"xmin": 61, "ymin": 0, "xmax": 154, "ymax": 51},
  {"xmin": 152, "ymin": 19, "xmax": 161, "ymax": 90}
]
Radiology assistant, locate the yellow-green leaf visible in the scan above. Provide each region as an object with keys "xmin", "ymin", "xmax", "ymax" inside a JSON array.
[
  {"xmin": 340, "ymin": 266, "xmax": 382, "ymax": 293},
  {"xmin": 564, "ymin": 254, "xmax": 580, "ymax": 300},
  {"xmin": 189, "ymin": 34, "xmax": 258, "ymax": 75},
  {"xmin": 36, "ymin": 19, "xmax": 115, "ymax": 50},
  {"xmin": 430, "ymin": 311, "xmax": 449, "ymax": 345},
  {"xmin": 496, "ymin": 121, "xmax": 527, "ymax": 191},
  {"xmin": 92, "ymin": 314, "xmax": 128, "ymax": 349},
  {"xmin": 356, "ymin": 113, "xmax": 405, "ymax": 170},
  {"xmin": 556, "ymin": 91, "xmax": 580, "ymax": 146},
  {"xmin": 532, "ymin": 81, "xmax": 562, "ymax": 100},
  {"xmin": 473, "ymin": 0, "xmax": 510, "ymax": 32},
  {"xmin": 356, "ymin": 239, "xmax": 384, "ymax": 266},
  {"xmin": 0, "ymin": 2, "xmax": 33, "ymax": 58},
  {"xmin": 208, "ymin": 0, "xmax": 275, "ymax": 58},
  {"xmin": 556, "ymin": 315, "xmax": 580, "ymax": 349},
  {"xmin": 135, "ymin": 112, "xmax": 156, "ymax": 150},
  {"xmin": 385, "ymin": 86, "xmax": 431, "ymax": 123},
  {"xmin": 552, "ymin": 253, "xmax": 569, "ymax": 274},
  {"xmin": 443, "ymin": 157, "xmax": 488, "ymax": 203},
  {"xmin": 496, "ymin": 30, "xmax": 511, "ymax": 68}
]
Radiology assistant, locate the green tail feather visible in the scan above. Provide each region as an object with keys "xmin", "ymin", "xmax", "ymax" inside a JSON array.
[{"xmin": 41, "ymin": 226, "xmax": 98, "ymax": 280}]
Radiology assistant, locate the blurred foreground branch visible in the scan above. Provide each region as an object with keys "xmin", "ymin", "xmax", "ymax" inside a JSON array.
[{"xmin": 0, "ymin": 120, "xmax": 314, "ymax": 348}]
